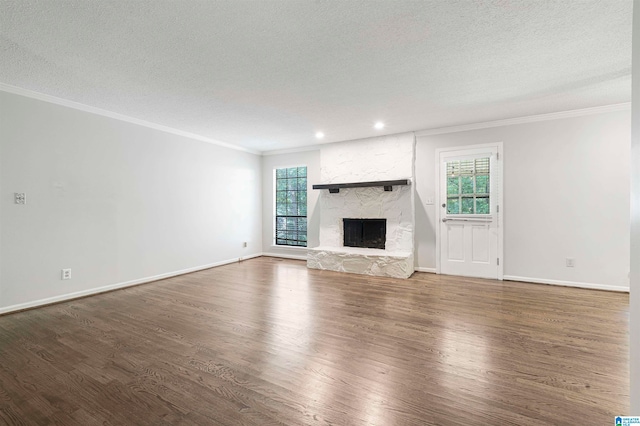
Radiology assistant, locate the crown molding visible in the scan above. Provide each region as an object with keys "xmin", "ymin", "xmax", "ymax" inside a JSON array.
[
  {"xmin": 262, "ymin": 131, "xmax": 417, "ymax": 156},
  {"xmin": 0, "ymin": 83, "xmax": 261, "ymax": 155},
  {"xmin": 261, "ymin": 144, "xmax": 322, "ymax": 156},
  {"xmin": 3, "ymin": 83, "xmax": 629, "ymax": 154},
  {"xmin": 415, "ymin": 103, "xmax": 631, "ymax": 137}
]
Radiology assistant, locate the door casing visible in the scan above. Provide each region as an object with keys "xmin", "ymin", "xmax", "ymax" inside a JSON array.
[{"xmin": 435, "ymin": 142, "xmax": 504, "ymax": 280}]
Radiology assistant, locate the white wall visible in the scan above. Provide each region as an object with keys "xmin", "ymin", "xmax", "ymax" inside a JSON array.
[
  {"xmin": 630, "ymin": 0, "xmax": 639, "ymax": 413},
  {"xmin": 416, "ymin": 110, "xmax": 631, "ymax": 291},
  {"xmin": 261, "ymin": 150, "xmax": 320, "ymax": 259},
  {"xmin": 0, "ymin": 91, "xmax": 262, "ymax": 313}
]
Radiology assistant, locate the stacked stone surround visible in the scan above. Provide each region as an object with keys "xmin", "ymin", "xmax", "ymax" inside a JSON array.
[{"xmin": 307, "ymin": 133, "xmax": 416, "ymax": 279}]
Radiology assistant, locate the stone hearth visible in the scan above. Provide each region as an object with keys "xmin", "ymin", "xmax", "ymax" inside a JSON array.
[{"xmin": 308, "ymin": 246, "xmax": 414, "ymax": 279}]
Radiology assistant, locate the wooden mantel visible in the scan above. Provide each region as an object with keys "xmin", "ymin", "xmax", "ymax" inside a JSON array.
[{"xmin": 312, "ymin": 179, "xmax": 410, "ymax": 193}]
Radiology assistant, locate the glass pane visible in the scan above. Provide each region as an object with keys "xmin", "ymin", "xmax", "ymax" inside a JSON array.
[
  {"xmin": 287, "ymin": 167, "xmax": 298, "ymax": 178},
  {"xmin": 297, "ymin": 167, "xmax": 307, "ymax": 177},
  {"xmin": 287, "ymin": 190, "xmax": 297, "ymax": 204},
  {"xmin": 276, "ymin": 204, "xmax": 287, "ymax": 215},
  {"xmin": 299, "ymin": 218, "xmax": 307, "ymax": 231},
  {"xmin": 286, "ymin": 217, "xmax": 296, "ymax": 228},
  {"xmin": 461, "ymin": 197, "xmax": 474, "ymax": 214},
  {"xmin": 297, "ymin": 177, "xmax": 307, "ymax": 191},
  {"xmin": 475, "ymin": 157, "xmax": 490, "ymax": 174},
  {"xmin": 447, "ymin": 197, "xmax": 460, "ymax": 214},
  {"xmin": 447, "ymin": 177, "xmax": 459, "ymax": 195},
  {"xmin": 276, "ymin": 239, "xmax": 286, "ymax": 245},
  {"xmin": 276, "ymin": 217, "xmax": 285, "ymax": 228},
  {"xmin": 287, "ymin": 178, "xmax": 297, "ymax": 190},
  {"xmin": 460, "ymin": 160, "xmax": 474, "ymax": 175},
  {"xmin": 276, "ymin": 179, "xmax": 287, "ymax": 190},
  {"xmin": 461, "ymin": 176, "xmax": 474, "ymax": 194},
  {"xmin": 276, "ymin": 168, "xmax": 287, "ymax": 178},
  {"xmin": 476, "ymin": 197, "xmax": 490, "ymax": 214},
  {"xmin": 447, "ymin": 161, "xmax": 460, "ymax": 176},
  {"xmin": 475, "ymin": 175, "xmax": 489, "ymax": 194},
  {"xmin": 287, "ymin": 204, "xmax": 297, "ymax": 216}
]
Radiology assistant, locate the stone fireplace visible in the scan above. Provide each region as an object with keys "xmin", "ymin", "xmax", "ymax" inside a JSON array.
[{"xmin": 306, "ymin": 133, "xmax": 415, "ymax": 279}]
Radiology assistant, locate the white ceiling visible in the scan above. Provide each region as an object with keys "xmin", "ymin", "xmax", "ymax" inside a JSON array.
[{"xmin": 0, "ymin": 0, "xmax": 632, "ymax": 153}]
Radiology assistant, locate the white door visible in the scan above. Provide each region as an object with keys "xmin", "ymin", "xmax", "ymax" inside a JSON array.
[{"xmin": 437, "ymin": 145, "xmax": 503, "ymax": 279}]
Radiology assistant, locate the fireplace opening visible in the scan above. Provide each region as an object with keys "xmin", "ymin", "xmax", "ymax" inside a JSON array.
[{"xmin": 343, "ymin": 218, "xmax": 386, "ymax": 249}]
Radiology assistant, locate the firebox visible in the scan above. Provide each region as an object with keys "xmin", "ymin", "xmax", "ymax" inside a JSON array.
[{"xmin": 343, "ymin": 218, "xmax": 386, "ymax": 249}]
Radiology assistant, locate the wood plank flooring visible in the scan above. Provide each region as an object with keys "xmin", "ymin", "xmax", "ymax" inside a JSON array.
[{"xmin": 0, "ymin": 257, "xmax": 629, "ymax": 425}]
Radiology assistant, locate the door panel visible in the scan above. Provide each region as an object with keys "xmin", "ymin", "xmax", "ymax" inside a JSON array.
[
  {"xmin": 447, "ymin": 224, "xmax": 465, "ymax": 261},
  {"xmin": 471, "ymin": 225, "xmax": 489, "ymax": 263},
  {"xmin": 438, "ymin": 146, "xmax": 501, "ymax": 279}
]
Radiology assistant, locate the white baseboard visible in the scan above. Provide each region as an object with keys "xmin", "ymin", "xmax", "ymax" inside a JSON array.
[
  {"xmin": 0, "ymin": 253, "xmax": 263, "ymax": 315},
  {"xmin": 4, "ymin": 257, "xmax": 626, "ymax": 316},
  {"xmin": 262, "ymin": 252, "xmax": 308, "ymax": 261},
  {"xmin": 503, "ymin": 275, "xmax": 629, "ymax": 293},
  {"xmin": 415, "ymin": 267, "xmax": 436, "ymax": 273},
  {"xmin": 238, "ymin": 253, "xmax": 263, "ymax": 262}
]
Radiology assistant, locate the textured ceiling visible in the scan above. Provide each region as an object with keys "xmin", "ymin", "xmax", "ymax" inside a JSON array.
[{"xmin": 0, "ymin": 0, "xmax": 632, "ymax": 152}]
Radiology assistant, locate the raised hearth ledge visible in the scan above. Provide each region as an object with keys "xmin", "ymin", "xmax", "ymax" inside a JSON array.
[{"xmin": 307, "ymin": 246, "xmax": 414, "ymax": 279}]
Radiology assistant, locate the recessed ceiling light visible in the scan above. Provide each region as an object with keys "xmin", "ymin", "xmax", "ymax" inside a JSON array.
[
  {"xmin": 315, "ymin": 132, "xmax": 325, "ymax": 139},
  {"xmin": 374, "ymin": 121, "xmax": 385, "ymax": 130}
]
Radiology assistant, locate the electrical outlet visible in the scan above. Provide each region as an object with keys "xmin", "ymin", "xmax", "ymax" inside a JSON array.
[
  {"xmin": 61, "ymin": 269, "xmax": 71, "ymax": 280},
  {"xmin": 14, "ymin": 193, "xmax": 26, "ymax": 204},
  {"xmin": 565, "ymin": 258, "xmax": 575, "ymax": 268}
]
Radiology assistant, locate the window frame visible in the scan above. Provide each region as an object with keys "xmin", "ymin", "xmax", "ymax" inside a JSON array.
[
  {"xmin": 273, "ymin": 165, "xmax": 308, "ymax": 247},
  {"xmin": 445, "ymin": 157, "xmax": 492, "ymax": 216}
]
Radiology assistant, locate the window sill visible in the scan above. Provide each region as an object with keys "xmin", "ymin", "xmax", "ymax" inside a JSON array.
[{"xmin": 270, "ymin": 245, "xmax": 309, "ymax": 250}]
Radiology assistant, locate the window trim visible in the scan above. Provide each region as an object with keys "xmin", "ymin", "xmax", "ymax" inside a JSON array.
[{"xmin": 273, "ymin": 165, "xmax": 308, "ymax": 247}]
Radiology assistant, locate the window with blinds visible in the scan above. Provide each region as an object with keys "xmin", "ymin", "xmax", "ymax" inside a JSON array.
[
  {"xmin": 446, "ymin": 157, "xmax": 490, "ymax": 214},
  {"xmin": 275, "ymin": 166, "xmax": 307, "ymax": 246}
]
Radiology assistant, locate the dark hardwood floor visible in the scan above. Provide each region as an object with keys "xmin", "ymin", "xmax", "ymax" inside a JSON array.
[{"xmin": 0, "ymin": 257, "xmax": 629, "ymax": 425}]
